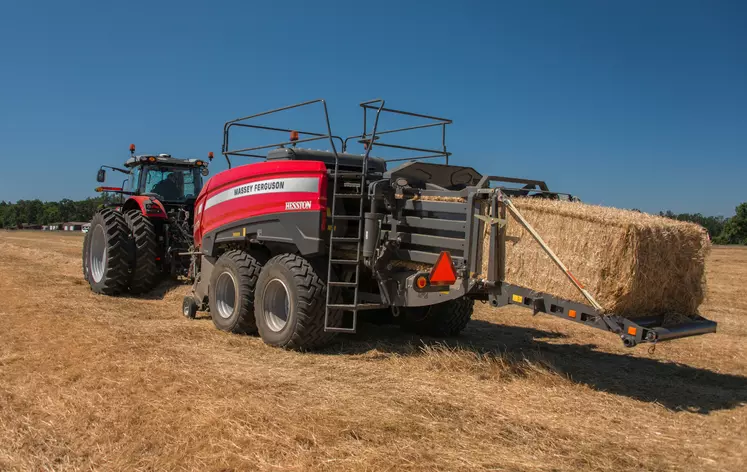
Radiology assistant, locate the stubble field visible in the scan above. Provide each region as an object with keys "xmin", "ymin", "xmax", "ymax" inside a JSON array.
[{"xmin": 0, "ymin": 231, "xmax": 745, "ymax": 471}]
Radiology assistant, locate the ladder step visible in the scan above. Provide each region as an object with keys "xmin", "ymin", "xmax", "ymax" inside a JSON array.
[
  {"xmin": 327, "ymin": 303, "xmax": 388, "ymax": 311},
  {"xmin": 334, "ymin": 172, "xmax": 364, "ymax": 178},
  {"xmin": 331, "ymin": 237, "xmax": 360, "ymax": 242},
  {"xmin": 330, "ymin": 259, "xmax": 359, "ymax": 265},
  {"xmin": 324, "ymin": 326, "xmax": 358, "ymax": 334},
  {"xmin": 334, "ymin": 194, "xmax": 363, "ymax": 199},
  {"xmin": 328, "ymin": 281, "xmax": 358, "ymax": 287},
  {"xmin": 332, "ymin": 215, "xmax": 362, "ymax": 220}
]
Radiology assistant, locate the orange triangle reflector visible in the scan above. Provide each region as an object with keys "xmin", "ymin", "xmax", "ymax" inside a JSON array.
[{"xmin": 429, "ymin": 251, "xmax": 457, "ymax": 286}]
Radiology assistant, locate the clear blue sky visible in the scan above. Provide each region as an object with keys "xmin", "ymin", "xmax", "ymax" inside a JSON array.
[{"xmin": 0, "ymin": 0, "xmax": 745, "ymax": 216}]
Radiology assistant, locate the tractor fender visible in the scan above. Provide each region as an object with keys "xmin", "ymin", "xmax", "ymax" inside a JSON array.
[{"xmin": 122, "ymin": 196, "xmax": 168, "ymax": 219}]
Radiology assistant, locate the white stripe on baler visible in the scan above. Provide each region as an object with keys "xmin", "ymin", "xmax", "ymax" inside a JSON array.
[{"xmin": 204, "ymin": 177, "xmax": 319, "ymax": 210}]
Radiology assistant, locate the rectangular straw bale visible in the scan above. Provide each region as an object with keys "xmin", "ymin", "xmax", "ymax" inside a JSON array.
[{"xmin": 478, "ymin": 198, "xmax": 710, "ymax": 317}]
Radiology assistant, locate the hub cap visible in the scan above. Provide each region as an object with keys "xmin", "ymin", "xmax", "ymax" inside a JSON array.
[
  {"xmin": 262, "ymin": 278, "xmax": 291, "ymax": 332},
  {"xmin": 215, "ymin": 271, "xmax": 238, "ymax": 319},
  {"xmin": 90, "ymin": 225, "xmax": 107, "ymax": 283}
]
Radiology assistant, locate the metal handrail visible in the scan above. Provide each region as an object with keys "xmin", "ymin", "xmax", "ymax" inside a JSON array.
[
  {"xmin": 221, "ymin": 99, "xmax": 339, "ymax": 169},
  {"xmin": 343, "ymin": 100, "xmax": 452, "ymax": 164}
]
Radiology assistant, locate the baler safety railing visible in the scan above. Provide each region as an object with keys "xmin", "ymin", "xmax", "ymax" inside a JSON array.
[{"xmin": 221, "ymin": 99, "xmax": 342, "ymax": 168}]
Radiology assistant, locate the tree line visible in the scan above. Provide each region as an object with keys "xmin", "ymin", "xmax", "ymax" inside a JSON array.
[
  {"xmin": 657, "ymin": 202, "xmax": 747, "ymax": 245},
  {"xmin": 0, "ymin": 196, "xmax": 114, "ymax": 228},
  {"xmin": 1, "ymin": 197, "xmax": 745, "ymax": 245}
]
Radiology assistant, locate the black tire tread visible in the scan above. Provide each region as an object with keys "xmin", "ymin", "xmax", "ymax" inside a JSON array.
[
  {"xmin": 87, "ymin": 208, "xmax": 131, "ymax": 295},
  {"xmin": 401, "ymin": 298, "xmax": 474, "ymax": 337},
  {"xmin": 211, "ymin": 249, "xmax": 264, "ymax": 334},
  {"xmin": 259, "ymin": 254, "xmax": 338, "ymax": 350},
  {"xmin": 124, "ymin": 210, "xmax": 159, "ymax": 294}
]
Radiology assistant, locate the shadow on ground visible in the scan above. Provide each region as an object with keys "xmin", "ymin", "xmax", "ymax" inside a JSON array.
[{"xmin": 324, "ymin": 318, "xmax": 747, "ymax": 415}]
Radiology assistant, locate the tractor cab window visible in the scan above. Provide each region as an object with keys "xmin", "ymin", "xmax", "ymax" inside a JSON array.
[
  {"xmin": 143, "ymin": 166, "xmax": 202, "ymax": 201},
  {"xmin": 128, "ymin": 167, "xmax": 141, "ymax": 193}
]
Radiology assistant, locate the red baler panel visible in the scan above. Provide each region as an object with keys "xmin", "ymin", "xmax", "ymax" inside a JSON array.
[{"xmin": 194, "ymin": 160, "xmax": 328, "ymax": 247}]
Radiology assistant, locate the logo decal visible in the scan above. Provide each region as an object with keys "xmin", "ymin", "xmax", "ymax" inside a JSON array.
[
  {"xmin": 285, "ymin": 201, "xmax": 312, "ymax": 210},
  {"xmin": 204, "ymin": 177, "xmax": 319, "ymax": 210}
]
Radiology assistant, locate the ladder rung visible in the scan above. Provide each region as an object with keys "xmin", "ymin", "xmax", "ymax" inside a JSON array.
[
  {"xmin": 334, "ymin": 194, "xmax": 363, "ymax": 199},
  {"xmin": 330, "ymin": 259, "xmax": 359, "ymax": 265},
  {"xmin": 327, "ymin": 303, "xmax": 387, "ymax": 311},
  {"xmin": 335, "ymin": 172, "xmax": 363, "ymax": 177},
  {"xmin": 331, "ymin": 237, "xmax": 360, "ymax": 242},
  {"xmin": 332, "ymin": 215, "xmax": 362, "ymax": 220},
  {"xmin": 328, "ymin": 281, "xmax": 358, "ymax": 287},
  {"xmin": 324, "ymin": 326, "xmax": 357, "ymax": 333}
]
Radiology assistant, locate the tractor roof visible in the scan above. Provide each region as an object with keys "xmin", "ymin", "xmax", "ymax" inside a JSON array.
[{"xmin": 124, "ymin": 154, "xmax": 208, "ymax": 168}]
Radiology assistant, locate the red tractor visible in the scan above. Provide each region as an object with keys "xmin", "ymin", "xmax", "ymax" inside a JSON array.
[{"xmin": 83, "ymin": 145, "xmax": 211, "ymax": 295}]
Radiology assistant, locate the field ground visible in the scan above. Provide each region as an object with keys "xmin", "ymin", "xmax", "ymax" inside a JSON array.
[{"xmin": 0, "ymin": 231, "xmax": 745, "ymax": 471}]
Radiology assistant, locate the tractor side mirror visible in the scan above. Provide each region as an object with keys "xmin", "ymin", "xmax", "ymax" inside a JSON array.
[
  {"xmin": 201, "ymin": 167, "xmax": 209, "ymax": 177},
  {"xmin": 96, "ymin": 169, "xmax": 106, "ymax": 182}
]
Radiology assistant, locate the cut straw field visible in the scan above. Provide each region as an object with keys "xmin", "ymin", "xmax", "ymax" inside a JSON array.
[{"xmin": 0, "ymin": 231, "xmax": 745, "ymax": 471}]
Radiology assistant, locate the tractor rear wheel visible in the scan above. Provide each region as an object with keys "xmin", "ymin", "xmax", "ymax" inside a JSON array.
[
  {"xmin": 209, "ymin": 249, "xmax": 265, "ymax": 334},
  {"xmin": 85, "ymin": 208, "xmax": 131, "ymax": 295},
  {"xmin": 400, "ymin": 298, "xmax": 474, "ymax": 337},
  {"xmin": 124, "ymin": 210, "xmax": 159, "ymax": 294},
  {"xmin": 82, "ymin": 227, "xmax": 92, "ymax": 282},
  {"xmin": 254, "ymin": 254, "xmax": 339, "ymax": 350}
]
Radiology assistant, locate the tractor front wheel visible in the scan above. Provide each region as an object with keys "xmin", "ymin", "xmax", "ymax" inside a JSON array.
[{"xmin": 84, "ymin": 208, "xmax": 131, "ymax": 295}]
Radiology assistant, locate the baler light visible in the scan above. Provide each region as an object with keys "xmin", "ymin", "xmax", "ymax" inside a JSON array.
[
  {"xmin": 568, "ymin": 309, "xmax": 577, "ymax": 318},
  {"xmin": 416, "ymin": 276, "xmax": 428, "ymax": 289},
  {"xmin": 627, "ymin": 326, "xmax": 637, "ymax": 336},
  {"xmin": 208, "ymin": 151, "xmax": 214, "ymax": 161},
  {"xmin": 129, "ymin": 144, "xmax": 136, "ymax": 153},
  {"xmin": 196, "ymin": 160, "xmax": 204, "ymax": 167},
  {"xmin": 148, "ymin": 156, "xmax": 156, "ymax": 162},
  {"xmin": 429, "ymin": 251, "xmax": 457, "ymax": 286},
  {"xmin": 290, "ymin": 130, "xmax": 299, "ymax": 142}
]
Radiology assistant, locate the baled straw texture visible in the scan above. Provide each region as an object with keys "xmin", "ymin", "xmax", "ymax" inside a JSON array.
[{"xmin": 477, "ymin": 198, "xmax": 710, "ymax": 317}]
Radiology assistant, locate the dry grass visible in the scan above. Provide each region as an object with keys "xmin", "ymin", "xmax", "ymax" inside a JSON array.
[{"xmin": 0, "ymin": 231, "xmax": 745, "ymax": 471}]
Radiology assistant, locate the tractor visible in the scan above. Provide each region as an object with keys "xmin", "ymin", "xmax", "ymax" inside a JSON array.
[{"xmin": 82, "ymin": 144, "xmax": 212, "ymax": 295}]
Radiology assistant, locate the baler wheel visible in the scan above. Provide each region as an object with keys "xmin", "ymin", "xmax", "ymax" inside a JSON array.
[
  {"xmin": 254, "ymin": 254, "xmax": 337, "ymax": 350},
  {"xmin": 209, "ymin": 250, "xmax": 265, "ymax": 334},
  {"xmin": 400, "ymin": 298, "xmax": 474, "ymax": 337},
  {"xmin": 124, "ymin": 210, "xmax": 159, "ymax": 294},
  {"xmin": 84, "ymin": 208, "xmax": 131, "ymax": 295}
]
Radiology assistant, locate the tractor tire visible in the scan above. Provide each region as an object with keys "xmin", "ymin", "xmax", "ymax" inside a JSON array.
[
  {"xmin": 85, "ymin": 208, "xmax": 131, "ymax": 295},
  {"xmin": 209, "ymin": 249, "xmax": 266, "ymax": 334},
  {"xmin": 124, "ymin": 210, "xmax": 159, "ymax": 294},
  {"xmin": 254, "ymin": 254, "xmax": 340, "ymax": 350},
  {"xmin": 400, "ymin": 298, "xmax": 474, "ymax": 337},
  {"xmin": 82, "ymin": 227, "xmax": 92, "ymax": 282}
]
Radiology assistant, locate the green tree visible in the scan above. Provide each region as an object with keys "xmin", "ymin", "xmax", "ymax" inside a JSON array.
[{"xmin": 714, "ymin": 203, "xmax": 747, "ymax": 245}]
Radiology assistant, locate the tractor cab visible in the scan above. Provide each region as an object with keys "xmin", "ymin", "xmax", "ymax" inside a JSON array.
[
  {"xmin": 96, "ymin": 145, "xmax": 211, "ymax": 204},
  {"xmin": 122, "ymin": 154, "xmax": 208, "ymax": 203}
]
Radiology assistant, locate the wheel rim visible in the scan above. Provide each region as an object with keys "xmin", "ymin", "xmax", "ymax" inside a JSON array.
[
  {"xmin": 183, "ymin": 300, "xmax": 191, "ymax": 317},
  {"xmin": 90, "ymin": 225, "xmax": 107, "ymax": 283},
  {"xmin": 215, "ymin": 271, "xmax": 238, "ymax": 319},
  {"xmin": 262, "ymin": 278, "xmax": 291, "ymax": 332}
]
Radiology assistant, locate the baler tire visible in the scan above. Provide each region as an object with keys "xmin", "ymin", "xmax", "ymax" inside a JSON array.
[
  {"xmin": 182, "ymin": 296, "xmax": 198, "ymax": 319},
  {"xmin": 400, "ymin": 298, "xmax": 474, "ymax": 337},
  {"xmin": 124, "ymin": 210, "xmax": 159, "ymax": 294},
  {"xmin": 209, "ymin": 249, "xmax": 265, "ymax": 334},
  {"xmin": 254, "ymin": 254, "xmax": 339, "ymax": 351},
  {"xmin": 85, "ymin": 208, "xmax": 131, "ymax": 295}
]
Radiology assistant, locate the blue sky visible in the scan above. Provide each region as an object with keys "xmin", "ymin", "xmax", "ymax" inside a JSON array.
[{"xmin": 0, "ymin": 0, "xmax": 744, "ymax": 216}]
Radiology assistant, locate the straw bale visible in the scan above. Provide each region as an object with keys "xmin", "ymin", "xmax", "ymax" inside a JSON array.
[{"xmin": 477, "ymin": 198, "xmax": 710, "ymax": 316}]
